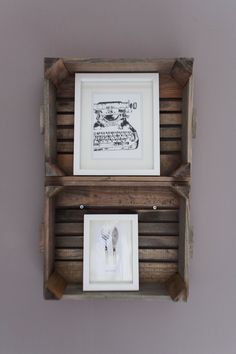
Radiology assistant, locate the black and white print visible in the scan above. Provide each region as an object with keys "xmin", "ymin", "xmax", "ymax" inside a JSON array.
[{"xmin": 92, "ymin": 93, "xmax": 142, "ymax": 160}]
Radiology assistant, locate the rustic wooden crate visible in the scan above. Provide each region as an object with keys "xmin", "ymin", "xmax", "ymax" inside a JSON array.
[
  {"xmin": 42, "ymin": 182, "xmax": 191, "ymax": 300},
  {"xmin": 41, "ymin": 58, "xmax": 194, "ymax": 301}
]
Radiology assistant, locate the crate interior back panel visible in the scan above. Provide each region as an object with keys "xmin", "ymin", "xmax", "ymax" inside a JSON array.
[{"xmin": 42, "ymin": 58, "xmax": 194, "ymax": 301}]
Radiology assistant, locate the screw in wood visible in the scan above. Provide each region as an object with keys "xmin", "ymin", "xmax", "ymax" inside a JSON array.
[
  {"xmin": 153, "ymin": 205, "xmax": 157, "ymax": 210},
  {"xmin": 80, "ymin": 205, "xmax": 84, "ymax": 209}
]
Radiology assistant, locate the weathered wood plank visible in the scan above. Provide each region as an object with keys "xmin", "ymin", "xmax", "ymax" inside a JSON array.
[
  {"xmin": 63, "ymin": 283, "xmax": 169, "ymax": 299},
  {"xmin": 44, "ymin": 190, "xmax": 55, "ymax": 298},
  {"xmin": 57, "ymin": 112, "xmax": 182, "ymax": 126},
  {"xmin": 178, "ymin": 199, "xmax": 190, "ymax": 298},
  {"xmin": 57, "ymin": 74, "xmax": 182, "ymax": 99},
  {"xmin": 55, "ymin": 186, "xmax": 179, "ymax": 208},
  {"xmin": 55, "ymin": 222, "xmax": 178, "ymax": 236},
  {"xmin": 56, "ymin": 99, "xmax": 182, "ymax": 113},
  {"xmin": 55, "ymin": 208, "xmax": 179, "ymax": 223},
  {"xmin": 165, "ymin": 272, "xmax": 187, "ymax": 302},
  {"xmin": 46, "ymin": 271, "xmax": 67, "ymax": 299},
  {"xmin": 45, "ymin": 59, "xmax": 70, "ymax": 87},
  {"xmin": 57, "ymin": 127, "xmax": 181, "ymax": 140},
  {"xmin": 46, "ymin": 175, "xmax": 190, "ymax": 187},
  {"xmin": 62, "ymin": 58, "xmax": 176, "ymax": 73},
  {"xmin": 55, "ymin": 235, "xmax": 178, "ymax": 249},
  {"xmin": 55, "ymin": 261, "xmax": 177, "ymax": 283},
  {"xmin": 55, "ymin": 248, "xmax": 178, "ymax": 262},
  {"xmin": 44, "ymin": 79, "xmax": 57, "ymax": 163},
  {"xmin": 182, "ymin": 76, "xmax": 193, "ymax": 164},
  {"xmin": 171, "ymin": 58, "xmax": 193, "ymax": 87},
  {"xmin": 56, "ymin": 153, "xmax": 181, "ymax": 176}
]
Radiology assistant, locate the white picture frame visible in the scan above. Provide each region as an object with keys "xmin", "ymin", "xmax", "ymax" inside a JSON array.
[
  {"xmin": 83, "ymin": 214, "xmax": 139, "ymax": 291},
  {"xmin": 74, "ymin": 73, "xmax": 160, "ymax": 175}
]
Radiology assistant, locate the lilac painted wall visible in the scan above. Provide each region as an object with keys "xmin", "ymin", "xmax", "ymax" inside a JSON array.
[{"xmin": 0, "ymin": 0, "xmax": 235, "ymax": 353}]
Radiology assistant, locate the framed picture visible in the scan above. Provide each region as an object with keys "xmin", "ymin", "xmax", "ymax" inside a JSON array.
[
  {"xmin": 83, "ymin": 214, "xmax": 139, "ymax": 291},
  {"xmin": 74, "ymin": 73, "xmax": 160, "ymax": 175}
]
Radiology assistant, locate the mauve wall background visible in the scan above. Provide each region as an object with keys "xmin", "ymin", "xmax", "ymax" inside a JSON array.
[{"xmin": 0, "ymin": 0, "xmax": 236, "ymax": 353}]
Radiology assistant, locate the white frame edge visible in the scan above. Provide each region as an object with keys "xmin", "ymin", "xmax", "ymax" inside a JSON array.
[
  {"xmin": 73, "ymin": 73, "xmax": 160, "ymax": 176},
  {"xmin": 83, "ymin": 214, "xmax": 139, "ymax": 291}
]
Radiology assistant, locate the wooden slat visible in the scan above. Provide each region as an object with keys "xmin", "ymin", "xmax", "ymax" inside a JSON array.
[
  {"xmin": 55, "ymin": 261, "xmax": 177, "ymax": 283},
  {"xmin": 55, "ymin": 222, "xmax": 178, "ymax": 236},
  {"xmin": 57, "ymin": 140, "xmax": 181, "ymax": 153},
  {"xmin": 55, "ymin": 186, "xmax": 179, "ymax": 208},
  {"xmin": 178, "ymin": 199, "xmax": 190, "ymax": 297},
  {"xmin": 44, "ymin": 79, "xmax": 57, "ymax": 163},
  {"xmin": 62, "ymin": 58, "xmax": 176, "ymax": 73},
  {"xmin": 46, "ymin": 271, "xmax": 67, "ymax": 299},
  {"xmin": 139, "ymin": 249, "xmax": 178, "ymax": 261},
  {"xmin": 56, "ymin": 127, "xmax": 181, "ymax": 140},
  {"xmin": 56, "ymin": 249, "xmax": 83, "ymax": 260},
  {"xmin": 57, "ymin": 112, "xmax": 182, "ymax": 126},
  {"xmin": 45, "ymin": 59, "xmax": 70, "ymax": 87},
  {"xmin": 57, "ymin": 74, "xmax": 182, "ymax": 99},
  {"xmin": 63, "ymin": 283, "xmax": 169, "ymax": 299},
  {"xmin": 55, "ymin": 208, "xmax": 179, "ymax": 223},
  {"xmin": 55, "ymin": 235, "xmax": 178, "ymax": 249},
  {"xmin": 182, "ymin": 76, "xmax": 193, "ymax": 164},
  {"xmin": 44, "ymin": 190, "xmax": 55, "ymax": 298},
  {"xmin": 56, "ymin": 153, "xmax": 181, "ymax": 176},
  {"xmin": 46, "ymin": 175, "xmax": 190, "ymax": 187},
  {"xmin": 56, "ymin": 99, "xmax": 182, "ymax": 113},
  {"xmin": 171, "ymin": 58, "xmax": 193, "ymax": 87},
  {"xmin": 55, "ymin": 248, "xmax": 178, "ymax": 262}
]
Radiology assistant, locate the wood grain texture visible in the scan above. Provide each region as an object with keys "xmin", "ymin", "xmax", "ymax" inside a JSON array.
[
  {"xmin": 55, "ymin": 222, "xmax": 178, "ymax": 236},
  {"xmin": 165, "ymin": 272, "xmax": 187, "ymax": 301},
  {"xmin": 56, "ymin": 98, "xmax": 182, "ymax": 113},
  {"xmin": 55, "ymin": 186, "xmax": 179, "ymax": 208},
  {"xmin": 178, "ymin": 199, "xmax": 190, "ymax": 298},
  {"xmin": 46, "ymin": 175, "xmax": 190, "ymax": 186},
  {"xmin": 55, "ymin": 261, "xmax": 177, "ymax": 283},
  {"xmin": 55, "ymin": 235, "xmax": 179, "ymax": 249},
  {"xmin": 57, "ymin": 74, "xmax": 182, "ymax": 99},
  {"xmin": 45, "ymin": 162, "xmax": 65, "ymax": 177},
  {"xmin": 46, "ymin": 271, "xmax": 67, "ymax": 299},
  {"xmin": 43, "ymin": 190, "xmax": 55, "ymax": 298},
  {"xmin": 62, "ymin": 58, "xmax": 176, "ymax": 73},
  {"xmin": 182, "ymin": 76, "xmax": 193, "ymax": 164},
  {"xmin": 44, "ymin": 79, "xmax": 57, "ymax": 163},
  {"xmin": 55, "ymin": 248, "xmax": 178, "ymax": 262},
  {"xmin": 55, "ymin": 208, "xmax": 179, "ymax": 223},
  {"xmin": 45, "ymin": 58, "xmax": 70, "ymax": 87},
  {"xmin": 171, "ymin": 58, "xmax": 193, "ymax": 87},
  {"xmin": 63, "ymin": 283, "xmax": 169, "ymax": 299},
  {"xmin": 171, "ymin": 163, "xmax": 190, "ymax": 178},
  {"xmin": 56, "ymin": 153, "xmax": 181, "ymax": 176}
]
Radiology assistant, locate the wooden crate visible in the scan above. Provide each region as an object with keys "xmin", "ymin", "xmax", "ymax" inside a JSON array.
[{"xmin": 41, "ymin": 58, "xmax": 194, "ymax": 301}]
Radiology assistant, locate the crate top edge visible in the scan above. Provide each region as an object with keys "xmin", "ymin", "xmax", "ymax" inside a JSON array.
[{"xmin": 44, "ymin": 57, "xmax": 194, "ymax": 75}]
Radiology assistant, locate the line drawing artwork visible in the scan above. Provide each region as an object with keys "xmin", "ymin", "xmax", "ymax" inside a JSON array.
[{"xmin": 93, "ymin": 100, "xmax": 139, "ymax": 152}]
